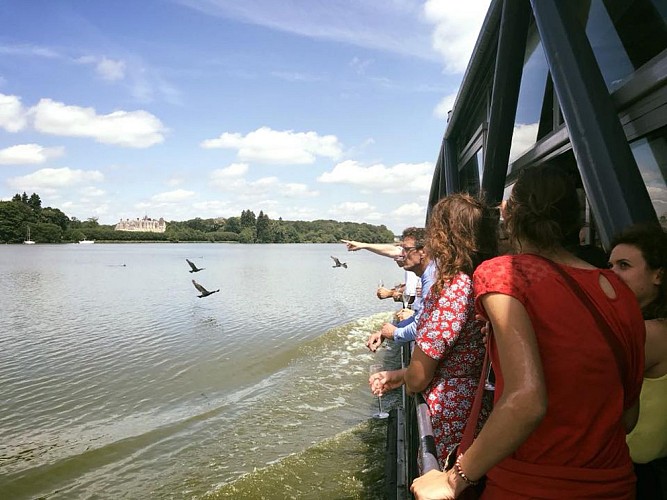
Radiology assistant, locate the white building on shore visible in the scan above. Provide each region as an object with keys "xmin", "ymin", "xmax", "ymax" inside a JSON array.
[{"xmin": 115, "ymin": 216, "xmax": 166, "ymax": 233}]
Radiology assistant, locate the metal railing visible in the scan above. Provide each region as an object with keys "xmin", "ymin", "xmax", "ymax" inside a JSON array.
[{"xmin": 393, "ymin": 342, "xmax": 440, "ymax": 499}]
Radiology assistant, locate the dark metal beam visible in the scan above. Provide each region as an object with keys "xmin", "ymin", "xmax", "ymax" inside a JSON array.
[
  {"xmin": 444, "ymin": 137, "xmax": 460, "ymax": 196},
  {"xmin": 531, "ymin": 0, "xmax": 658, "ymax": 247},
  {"xmin": 482, "ymin": 0, "xmax": 531, "ymax": 205}
]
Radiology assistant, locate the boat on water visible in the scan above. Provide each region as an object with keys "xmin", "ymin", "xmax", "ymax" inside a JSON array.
[
  {"xmin": 78, "ymin": 239, "xmax": 95, "ymax": 244},
  {"xmin": 23, "ymin": 227, "xmax": 35, "ymax": 245}
]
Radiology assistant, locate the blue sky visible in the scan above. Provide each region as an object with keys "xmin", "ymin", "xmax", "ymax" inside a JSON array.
[{"xmin": 0, "ymin": 0, "xmax": 490, "ymax": 233}]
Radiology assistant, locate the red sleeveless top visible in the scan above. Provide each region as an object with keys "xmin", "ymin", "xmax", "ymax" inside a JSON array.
[{"xmin": 473, "ymin": 254, "xmax": 645, "ymax": 499}]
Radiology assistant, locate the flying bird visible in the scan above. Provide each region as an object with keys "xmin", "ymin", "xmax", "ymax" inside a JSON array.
[
  {"xmin": 186, "ymin": 258, "xmax": 205, "ymax": 273},
  {"xmin": 331, "ymin": 256, "xmax": 348, "ymax": 268},
  {"xmin": 192, "ymin": 279, "xmax": 219, "ymax": 298}
]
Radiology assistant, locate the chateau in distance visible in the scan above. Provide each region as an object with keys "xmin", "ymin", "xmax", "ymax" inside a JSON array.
[{"xmin": 115, "ymin": 216, "xmax": 166, "ymax": 233}]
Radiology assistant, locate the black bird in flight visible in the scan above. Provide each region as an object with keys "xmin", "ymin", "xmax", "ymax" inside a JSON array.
[
  {"xmin": 192, "ymin": 280, "xmax": 219, "ymax": 298},
  {"xmin": 331, "ymin": 256, "xmax": 348, "ymax": 268},
  {"xmin": 186, "ymin": 258, "xmax": 205, "ymax": 273}
]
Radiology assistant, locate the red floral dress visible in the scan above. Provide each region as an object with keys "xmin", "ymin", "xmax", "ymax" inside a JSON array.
[{"xmin": 416, "ymin": 272, "xmax": 490, "ymax": 468}]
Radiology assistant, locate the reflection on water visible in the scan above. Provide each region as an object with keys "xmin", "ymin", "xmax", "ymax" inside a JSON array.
[{"xmin": 0, "ymin": 243, "xmax": 403, "ymax": 498}]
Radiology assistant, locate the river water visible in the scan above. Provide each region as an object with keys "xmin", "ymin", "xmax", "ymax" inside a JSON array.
[{"xmin": 0, "ymin": 243, "xmax": 406, "ymax": 499}]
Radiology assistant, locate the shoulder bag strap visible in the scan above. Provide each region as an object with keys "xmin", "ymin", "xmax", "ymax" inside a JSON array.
[
  {"xmin": 532, "ymin": 255, "xmax": 630, "ymax": 406},
  {"xmin": 459, "ymin": 334, "xmax": 490, "ymax": 453}
]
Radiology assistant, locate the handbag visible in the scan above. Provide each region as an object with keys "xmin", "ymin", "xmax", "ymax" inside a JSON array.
[{"xmin": 442, "ymin": 336, "xmax": 491, "ymax": 499}]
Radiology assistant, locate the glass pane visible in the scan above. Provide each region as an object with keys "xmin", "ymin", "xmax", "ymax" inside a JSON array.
[
  {"xmin": 509, "ymin": 23, "xmax": 549, "ymax": 165},
  {"xmin": 577, "ymin": 0, "xmax": 667, "ymax": 92},
  {"xmin": 630, "ymin": 126, "xmax": 667, "ymax": 226},
  {"xmin": 459, "ymin": 149, "xmax": 484, "ymax": 194}
]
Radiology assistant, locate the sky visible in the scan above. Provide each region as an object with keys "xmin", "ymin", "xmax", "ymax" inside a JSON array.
[{"xmin": 0, "ymin": 0, "xmax": 491, "ymax": 233}]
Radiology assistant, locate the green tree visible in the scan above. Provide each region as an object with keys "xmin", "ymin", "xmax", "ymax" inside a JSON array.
[
  {"xmin": 40, "ymin": 207, "xmax": 70, "ymax": 230},
  {"xmin": 224, "ymin": 217, "xmax": 241, "ymax": 233},
  {"xmin": 256, "ymin": 211, "xmax": 272, "ymax": 243},
  {"xmin": 0, "ymin": 201, "xmax": 35, "ymax": 243},
  {"xmin": 28, "ymin": 193, "xmax": 42, "ymax": 211},
  {"xmin": 239, "ymin": 227, "xmax": 256, "ymax": 243},
  {"xmin": 240, "ymin": 209, "xmax": 256, "ymax": 228},
  {"xmin": 34, "ymin": 222, "xmax": 62, "ymax": 243}
]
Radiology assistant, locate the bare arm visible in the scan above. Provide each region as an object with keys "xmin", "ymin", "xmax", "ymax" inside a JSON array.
[
  {"xmin": 413, "ymin": 293, "xmax": 548, "ymax": 499},
  {"xmin": 457, "ymin": 293, "xmax": 547, "ymax": 480},
  {"xmin": 404, "ymin": 346, "xmax": 438, "ymax": 394},
  {"xmin": 644, "ymin": 319, "xmax": 667, "ymax": 378},
  {"xmin": 341, "ymin": 239, "xmax": 402, "ymax": 258}
]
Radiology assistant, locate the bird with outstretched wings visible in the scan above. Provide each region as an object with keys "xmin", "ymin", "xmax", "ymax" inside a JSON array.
[
  {"xmin": 331, "ymin": 256, "xmax": 348, "ymax": 268},
  {"xmin": 186, "ymin": 258, "xmax": 205, "ymax": 273},
  {"xmin": 192, "ymin": 279, "xmax": 219, "ymax": 298}
]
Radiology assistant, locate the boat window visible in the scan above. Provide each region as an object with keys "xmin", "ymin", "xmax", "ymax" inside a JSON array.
[
  {"xmin": 629, "ymin": 126, "xmax": 667, "ymax": 226},
  {"xmin": 508, "ymin": 21, "xmax": 549, "ymax": 168},
  {"xmin": 574, "ymin": 0, "xmax": 667, "ymax": 93},
  {"xmin": 459, "ymin": 148, "xmax": 484, "ymax": 194}
]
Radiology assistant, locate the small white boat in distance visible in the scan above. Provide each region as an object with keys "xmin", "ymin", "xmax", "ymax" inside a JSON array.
[
  {"xmin": 78, "ymin": 239, "xmax": 95, "ymax": 244},
  {"xmin": 24, "ymin": 227, "xmax": 35, "ymax": 245}
]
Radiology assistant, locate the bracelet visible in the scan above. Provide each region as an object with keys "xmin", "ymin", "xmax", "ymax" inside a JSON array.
[{"xmin": 454, "ymin": 455, "xmax": 479, "ymax": 486}]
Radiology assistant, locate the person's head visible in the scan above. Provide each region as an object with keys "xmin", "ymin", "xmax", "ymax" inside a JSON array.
[
  {"xmin": 398, "ymin": 227, "xmax": 427, "ymax": 274},
  {"xmin": 503, "ymin": 165, "xmax": 581, "ymax": 252},
  {"xmin": 609, "ymin": 223, "xmax": 667, "ymax": 320},
  {"xmin": 426, "ymin": 193, "xmax": 498, "ymax": 296}
]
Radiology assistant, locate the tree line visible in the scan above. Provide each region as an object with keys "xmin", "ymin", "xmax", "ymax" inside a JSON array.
[{"xmin": 0, "ymin": 192, "xmax": 396, "ymax": 244}]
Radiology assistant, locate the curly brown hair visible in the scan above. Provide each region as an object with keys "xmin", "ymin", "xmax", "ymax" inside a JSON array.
[
  {"xmin": 504, "ymin": 165, "xmax": 581, "ymax": 252},
  {"xmin": 425, "ymin": 193, "xmax": 499, "ymax": 297}
]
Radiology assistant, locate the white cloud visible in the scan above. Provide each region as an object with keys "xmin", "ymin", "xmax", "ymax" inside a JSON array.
[
  {"xmin": 0, "ymin": 143, "xmax": 64, "ymax": 165},
  {"xmin": 433, "ymin": 91, "xmax": 458, "ymax": 120},
  {"xmin": 423, "ymin": 0, "xmax": 491, "ymax": 73},
  {"xmin": 77, "ymin": 55, "xmax": 126, "ymax": 81},
  {"xmin": 270, "ymin": 71, "xmax": 323, "ymax": 82},
  {"xmin": 508, "ymin": 123, "xmax": 539, "ymax": 162},
  {"xmin": 80, "ymin": 186, "xmax": 106, "ymax": 197},
  {"xmin": 392, "ymin": 202, "xmax": 425, "ymax": 217},
  {"xmin": 329, "ymin": 201, "xmax": 383, "ymax": 221},
  {"xmin": 151, "ymin": 189, "xmax": 195, "ymax": 203},
  {"xmin": 30, "ymin": 98, "xmax": 167, "ymax": 148},
  {"xmin": 0, "ymin": 43, "xmax": 61, "ymax": 59},
  {"xmin": 350, "ymin": 56, "xmax": 373, "ymax": 75},
  {"xmin": 318, "ymin": 160, "xmax": 432, "ymax": 194},
  {"xmin": 201, "ymin": 126, "xmax": 343, "ymax": 164},
  {"xmin": 175, "ymin": 0, "xmax": 436, "ymax": 62},
  {"xmin": 0, "ymin": 93, "xmax": 28, "ymax": 132},
  {"xmin": 210, "ymin": 162, "xmax": 249, "ymax": 186},
  {"xmin": 282, "ymin": 182, "xmax": 319, "ymax": 198},
  {"xmin": 8, "ymin": 167, "xmax": 104, "ymax": 191},
  {"xmin": 96, "ymin": 57, "xmax": 127, "ymax": 81},
  {"xmin": 209, "ymin": 163, "xmax": 319, "ymax": 199}
]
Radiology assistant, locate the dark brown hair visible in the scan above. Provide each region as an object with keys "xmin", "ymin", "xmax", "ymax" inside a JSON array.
[
  {"xmin": 504, "ymin": 165, "xmax": 581, "ymax": 252},
  {"xmin": 425, "ymin": 193, "xmax": 498, "ymax": 296},
  {"xmin": 401, "ymin": 227, "xmax": 426, "ymax": 247},
  {"xmin": 612, "ymin": 223, "xmax": 667, "ymax": 320}
]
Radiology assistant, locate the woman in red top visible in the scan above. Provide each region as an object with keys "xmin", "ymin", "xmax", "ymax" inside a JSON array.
[
  {"xmin": 411, "ymin": 166, "xmax": 645, "ymax": 499},
  {"xmin": 369, "ymin": 193, "xmax": 498, "ymax": 467}
]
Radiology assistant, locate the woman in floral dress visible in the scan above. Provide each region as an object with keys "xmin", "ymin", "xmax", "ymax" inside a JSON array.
[{"xmin": 369, "ymin": 193, "xmax": 498, "ymax": 466}]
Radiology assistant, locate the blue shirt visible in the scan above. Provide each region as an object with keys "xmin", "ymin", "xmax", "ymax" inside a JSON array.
[{"xmin": 393, "ymin": 260, "xmax": 436, "ymax": 344}]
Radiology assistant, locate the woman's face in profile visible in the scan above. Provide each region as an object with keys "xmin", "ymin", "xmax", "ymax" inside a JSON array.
[{"xmin": 609, "ymin": 243, "xmax": 661, "ymax": 308}]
